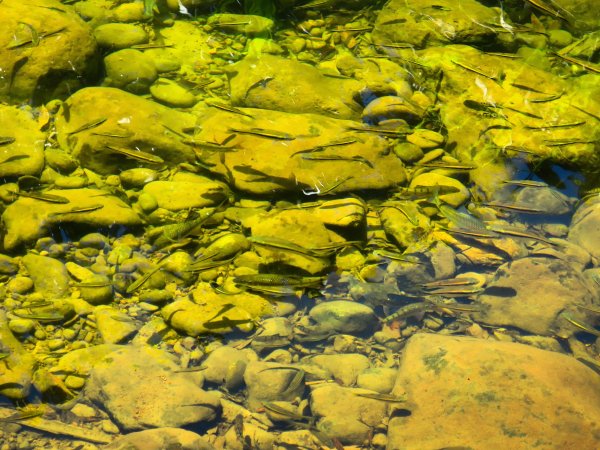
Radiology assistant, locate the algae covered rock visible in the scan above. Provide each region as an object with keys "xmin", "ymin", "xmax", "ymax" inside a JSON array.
[
  {"xmin": 149, "ymin": 78, "xmax": 197, "ymax": 107},
  {"xmin": 104, "ymin": 49, "xmax": 157, "ymax": 93},
  {"xmin": 189, "ymin": 106, "xmax": 407, "ymax": 195},
  {"xmin": 0, "ymin": 104, "xmax": 46, "ymax": 178},
  {"xmin": 2, "ymin": 188, "xmax": 141, "ymax": 249},
  {"xmin": 161, "ymin": 283, "xmax": 273, "ymax": 336},
  {"xmin": 387, "ymin": 333, "xmax": 600, "ymax": 449},
  {"xmin": 372, "ymin": 0, "xmax": 499, "ymax": 49},
  {"xmin": 0, "ymin": 0, "xmax": 98, "ymax": 104},
  {"xmin": 227, "ymin": 54, "xmax": 363, "ymax": 119},
  {"xmin": 22, "ymin": 253, "xmax": 70, "ymax": 298},
  {"xmin": 0, "ymin": 311, "xmax": 35, "ymax": 400},
  {"xmin": 93, "ymin": 23, "xmax": 148, "ymax": 49},
  {"xmin": 54, "ymin": 87, "xmax": 197, "ymax": 174}
]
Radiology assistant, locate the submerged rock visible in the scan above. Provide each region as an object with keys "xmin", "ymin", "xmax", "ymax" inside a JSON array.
[
  {"xmin": 227, "ymin": 54, "xmax": 363, "ymax": 119},
  {"xmin": 475, "ymin": 257, "xmax": 596, "ymax": 336},
  {"xmin": 372, "ymin": 0, "xmax": 498, "ymax": 49},
  {"xmin": 85, "ymin": 346, "xmax": 220, "ymax": 431},
  {"xmin": 105, "ymin": 428, "xmax": 215, "ymax": 450},
  {"xmin": 0, "ymin": 311, "xmax": 35, "ymax": 400},
  {"xmin": 54, "ymin": 87, "xmax": 196, "ymax": 174},
  {"xmin": 22, "ymin": 253, "xmax": 70, "ymax": 298},
  {"xmin": 387, "ymin": 333, "xmax": 600, "ymax": 449},
  {"xmin": 0, "ymin": 105, "xmax": 45, "ymax": 178},
  {"xmin": 0, "ymin": 0, "xmax": 98, "ymax": 104},
  {"xmin": 2, "ymin": 188, "xmax": 141, "ymax": 249},
  {"xmin": 190, "ymin": 106, "xmax": 407, "ymax": 195}
]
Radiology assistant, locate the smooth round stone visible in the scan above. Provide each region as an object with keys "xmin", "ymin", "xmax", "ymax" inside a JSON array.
[
  {"xmin": 104, "ymin": 49, "xmax": 157, "ymax": 94},
  {"xmin": 44, "ymin": 148, "xmax": 78, "ymax": 173},
  {"xmin": 409, "ymin": 172, "xmax": 469, "ymax": 207},
  {"xmin": 47, "ymin": 339, "xmax": 66, "ymax": 351},
  {"xmin": 65, "ymin": 375, "xmax": 86, "ymax": 390},
  {"xmin": 119, "ymin": 168, "xmax": 159, "ymax": 188},
  {"xmin": 548, "ymin": 29, "xmax": 572, "ymax": 47},
  {"xmin": 145, "ymin": 49, "xmax": 181, "ymax": 73},
  {"xmin": 393, "ymin": 142, "xmax": 424, "ymax": 163},
  {"xmin": 94, "ymin": 23, "xmax": 149, "ymax": 49},
  {"xmin": 309, "ymin": 300, "xmax": 378, "ymax": 334},
  {"xmin": 78, "ymin": 275, "xmax": 114, "ymax": 305},
  {"xmin": 139, "ymin": 289, "xmax": 173, "ymax": 304},
  {"xmin": 80, "ymin": 233, "xmax": 109, "ymax": 250},
  {"xmin": 8, "ymin": 319, "xmax": 36, "ymax": 334},
  {"xmin": 407, "ymin": 129, "xmax": 445, "ymax": 149},
  {"xmin": 54, "ymin": 176, "xmax": 87, "ymax": 189},
  {"xmin": 137, "ymin": 192, "xmax": 158, "ymax": 212},
  {"xmin": 112, "ymin": 2, "xmax": 146, "ymax": 22},
  {"xmin": 149, "ymin": 78, "xmax": 197, "ymax": 107},
  {"xmin": 362, "ymin": 95, "xmax": 424, "ymax": 125},
  {"xmin": 7, "ymin": 276, "xmax": 34, "ymax": 294}
]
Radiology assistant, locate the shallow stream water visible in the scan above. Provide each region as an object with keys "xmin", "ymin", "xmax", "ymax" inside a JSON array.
[{"xmin": 0, "ymin": 0, "xmax": 599, "ymax": 449}]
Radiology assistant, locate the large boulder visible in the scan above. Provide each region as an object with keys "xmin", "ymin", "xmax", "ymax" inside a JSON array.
[
  {"xmin": 388, "ymin": 333, "xmax": 600, "ymax": 449},
  {"xmin": 0, "ymin": 0, "xmax": 98, "ymax": 104},
  {"xmin": 54, "ymin": 87, "xmax": 197, "ymax": 174}
]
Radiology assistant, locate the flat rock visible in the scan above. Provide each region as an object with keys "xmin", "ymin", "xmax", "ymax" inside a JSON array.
[
  {"xmin": 2, "ymin": 188, "xmax": 141, "ymax": 249},
  {"xmin": 95, "ymin": 305, "xmax": 138, "ymax": 344},
  {"xmin": 474, "ymin": 257, "xmax": 596, "ymax": 337},
  {"xmin": 244, "ymin": 361, "xmax": 306, "ymax": 410},
  {"xmin": 303, "ymin": 353, "xmax": 370, "ymax": 386},
  {"xmin": 190, "ymin": 106, "xmax": 407, "ymax": 195},
  {"xmin": 387, "ymin": 333, "xmax": 600, "ymax": 449},
  {"xmin": 372, "ymin": 0, "xmax": 498, "ymax": 49},
  {"xmin": 201, "ymin": 346, "xmax": 254, "ymax": 390},
  {"xmin": 227, "ymin": 54, "xmax": 363, "ymax": 119},
  {"xmin": 54, "ymin": 87, "xmax": 196, "ymax": 174},
  {"xmin": 93, "ymin": 23, "xmax": 148, "ymax": 49},
  {"xmin": 310, "ymin": 384, "xmax": 388, "ymax": 445},
  {"xmin": 85, "ymin": 345, "xmax": 220, "ymax": 431},
  {"xmin": 0, "ymin": 0, "xmax": 98, "ymax": 104},
  {"xmin": 105, "ymin": 428, "xmax": 215, "ymax": 450}
]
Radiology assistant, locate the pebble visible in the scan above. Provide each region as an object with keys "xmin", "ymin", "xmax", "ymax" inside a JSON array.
[
  {"xmin": 6, "ymin": 276, "xmax": 33, "ymax": 294},
  {"xmin": 309, "ymin": 300, "xmax": 378, "ymax": 334},
  {"xmin": 150, "ymin": 78, "xmax": 197, "ymax": 108},
  {"xmin": 8, "ymin": 319, "xmax": 35, "ymax": 335},
  {"xmin": 407, "ymin": 129, "xmax": 445, "ymax": 149}
]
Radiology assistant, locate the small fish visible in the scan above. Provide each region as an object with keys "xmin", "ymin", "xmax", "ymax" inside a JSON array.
[
  {"xmin": 0, "ymin": 137, "xmax": 16, "ymax": 146},
  {"xmin": 543, "ymin": 138, "xmax": 598, "ymax": 147},
  {"xmin": 291, "ymin": 139, "xmax": 357, "ymax": 156},
  {"xmin": 293, "ymin": 0, "xmax": 334, "ymax": 10},
  {"xmin": 0, "ymin": 409, "xmax": 44, "ymax": 423},
  {"xmin": 213, "ymin": 21, "xmax": 252, "ymax": 27},
  {"xmin": 563, "ymin": 315, "xmax": 600, "ymax": 337},
  {"xmin": 485, "ymin": 52, "xmax": 522, "ymax": 59},
  {"xmin": 228, "ymin": 127, "xmax": 294, "ymax": 140},
  {"xmin": 67, "ymin": 117, "xmax": 107, "ymax": 135},
  {"xmin": 393, "ymin": 185, "xmax": 460, "ymax": 200},
  {"xmin": 244, "ymin": 76, "xmax": 275, "ymax": 99},
  {"xmin": 205, "ymin": 101, "xmax": 254, "ymax": 118},
  {"xmin": 480, "ymin": 202, "xmax": 548, "ymax": 214},
  {"xmin": 423, "ymin": 286, "xmax": 483, "ymax": 297},
  {"xmin": 529, "ymin": 91, "xmax": 565, "ymax": 103},
  {"xmin": 12, "ymin": 311, "xmax": 65, "ymax": 321},
  {"xmin": 72, "ymin": 281, "xmax": 113, "ymax": 288},
  {"xmin": 353, "ymin": 391, "xmax": 407, "ymax": 402},
  {"xmin": 8, "ymin": 190, "xmax": 70, "ymax": 204},
  {"xmin": 451, "ymin": 60, "xmax": 502, "ymax": 83},
  {"xmin": 249, "ymin": 235, "xmax": 328, "ymax": 257},
  {"xmin": 50, "ymin": 204, "xmax": 104, "ymax": 216},
  {"xmin": 441, "ymin": 226, "xmax": 500, "ymax": 240},
  {"xmin": 554, "ymin": 53, "xmax": 600, "ymax": 74},
  {"xmin": 570, "ymin": 104, "xmax": 600, "ymax": 122},
  {"xmin": 315, "ymin": 175, "xmax": 353, "ymax": 195},
  {"xmin": 151, "ymin": 206, "xmax": 222, "ymax": 250},
  {"xmin": 130, "ymin": 43, "xmax": 174, "ymax": 49},
  {"xmin": 345, "ymin": 125, "xmax": 410, "ymax": 136},
  {"xmin": 372, "ymin": 249, "xmax": 425, "ymax": 263},
  {"xmin": 301, "ymin": 153, "xmax": 374, "ymax": 168},
  {"xmin": 261, "ymin": 402, "xmax": 311, "ymax": 421},
  {"xmin": 126, "ymin": 263, "xmax": 164, "ymax": 294},
  {"xmin": 233, "ymin": 274, "xmax": 325, "ymax": 288},
  {"xmin": 501, "ymin": 179, "xmax": 549, "ymax": 188},
  {"xmin": 416, "ymin": 161, "xmax": 477, "ymax": 170},
  {"xmin": 510, "ymin": 83, "xmax": 546, "ymax": 93},
  {"xmin": 525, "ymin": 0, "xmax": 568, "ymax": 20},
  {"xmin": 0, "ymin": 154, "xmax": 29, "ymax": 164},
  {"xmin": 105, "ymin": 145, "xmax": 164, "ymax": 164},
  {"xmin": 524, "ymin": 121, "xmax": 583, "ymax": 130},
  {"xmin": 435, "ymin": 199, "xmax": 488, "ymax": 231},
  {"xmin": 486, "ymin": 224, "xmax": 556, "ymax": 245},
  {"xmin": 421, "ymin": 278, "xmax": 479, "ymax": 289}
]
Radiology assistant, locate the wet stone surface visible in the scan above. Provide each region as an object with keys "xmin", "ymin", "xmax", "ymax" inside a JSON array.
[{"xmin": 0, "ymin": 0, "xmax": 599, "ymax": 449}]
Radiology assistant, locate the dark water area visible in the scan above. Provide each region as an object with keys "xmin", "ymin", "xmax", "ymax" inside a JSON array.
[{"xmin": 0, "ymin": 0, "xmax": 599, "ymax": 449}]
